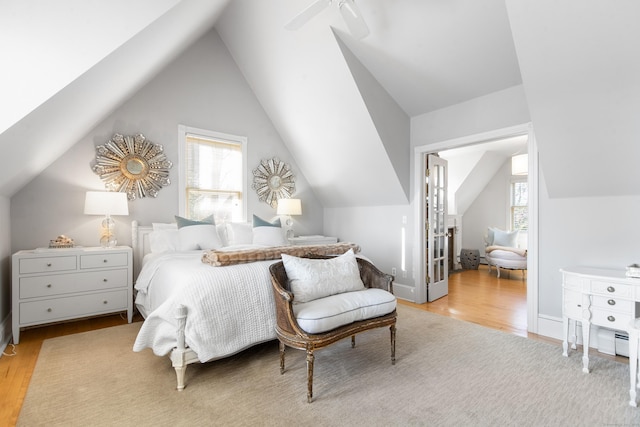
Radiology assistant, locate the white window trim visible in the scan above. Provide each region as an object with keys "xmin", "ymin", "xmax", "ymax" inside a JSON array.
[
  {"xmin": 177, "ymin": 124, "xmax": 248, "ymax": 221},
  {"xmin": 507, "ymin": 176, "xmax": 528, "ymax": 231}
]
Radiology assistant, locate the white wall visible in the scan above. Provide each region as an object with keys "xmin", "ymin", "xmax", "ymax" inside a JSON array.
[
  {"xmin": 10, "ymin": 28, "xmax": 324, "ymax": 252},
  {"xmin": 537, "ymin": 172, "xmax": 640, "ymax": 318},
  {"xmin": 324, "ymin": 205, "xmax": 413, "ymax": 297},
  {"xmin": 461, "ymin": 160, "xmax": 511, "ymax": 259},
  {"xmin": 0, "ymin": 196, "xmax": 10, "ymax": 350}
]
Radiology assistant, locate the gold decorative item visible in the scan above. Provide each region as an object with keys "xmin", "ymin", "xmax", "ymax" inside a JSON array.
[
  {"xmin": 49, "ymin": 235, "xmax": 75, "ymax": 248},
  {"xmin": 252, "ymin": 157, "xmax": 296, "ymax": 208},
  {"xmin": 91, "ymin": 133, "xmax": 172, "ymax": 200}
]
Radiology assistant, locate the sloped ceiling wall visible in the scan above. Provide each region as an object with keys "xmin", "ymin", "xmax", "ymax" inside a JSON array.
[
  {"xmin": 0, "ymin": 0, "xmax": 230, "ymax": 197},
  {"xmin": 216, "ymin": 1, "xmax": 409, "ymax": 207},
  {"xmin": 506, "ymin": 0, "xmax": 640, "ymax": 198}
]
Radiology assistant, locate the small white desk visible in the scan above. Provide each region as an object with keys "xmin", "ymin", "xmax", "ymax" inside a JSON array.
[{"xmin": 561, "ymin": 267, "xmax": 640, "ymax": 406}]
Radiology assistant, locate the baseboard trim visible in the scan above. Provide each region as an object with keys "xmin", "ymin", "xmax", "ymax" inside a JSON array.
[
  {"xmin": 392, "ymin": 283, "xmax": 415, "ymax": 301},
  {"xmin": 0, "ymin": 312, "xmax": 12, "ymax": 357}
]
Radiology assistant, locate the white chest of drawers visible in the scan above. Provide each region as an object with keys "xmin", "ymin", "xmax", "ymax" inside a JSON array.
[
  {"xmin": 12, "ymin": 246, "xmax": 133, "ymax": 344},
  {"xmin": 561, "ymin": 267, "xmax": 640, "ymax": 374}
]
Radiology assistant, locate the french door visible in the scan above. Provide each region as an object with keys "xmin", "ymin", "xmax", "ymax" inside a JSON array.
[{"xmin": 424, "ymin": 154, "xmax": 448, "ymax": 302}]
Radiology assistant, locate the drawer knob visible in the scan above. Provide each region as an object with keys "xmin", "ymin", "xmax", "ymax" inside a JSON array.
[
  {"xmin": 46, "ymin": 263, "xmax": 52, "ymax": 267},
  {"xmin": 47, "ymin": 284, "xmax": 52, "ymax": 288},
  {"xmin": 608, "ymin": 299, "xmax": 616, "ymax": 305},
  {"xmin": 607, "ymin": 315, "xmax": 616, "ymax": 322},
  {"xmin": 607, "ymin": 286, "xmax": 615, "ymax": 293},
  {"xmin": 103, "ymin": 259, "xmax": 108, "ymax": 263},
  {"xmin": 47, "ymin": 308, "xmax": 52, "ymax": 312},
  {"xmin": 103, "ymin": 300, "xmax": 108, "ymax": 305},
  {"xmin": 103, "ymin": 278, "xmax": 108, "ymax": 282}
]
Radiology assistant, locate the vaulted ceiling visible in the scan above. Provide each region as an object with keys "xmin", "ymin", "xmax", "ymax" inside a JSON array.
[{"xmin": 1, "ymin": 0, "xmax": 639, "ymax": 203}]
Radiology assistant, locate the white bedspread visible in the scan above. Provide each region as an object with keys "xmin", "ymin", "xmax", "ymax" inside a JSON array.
[{"xmin": 132, "ymin": 251, "xmax": 278, "ymax": 362}]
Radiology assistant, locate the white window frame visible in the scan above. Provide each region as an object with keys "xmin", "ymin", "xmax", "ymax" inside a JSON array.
[{"xmin": 177, "ymin": 125, "xmax": 248, "ymax": 221}]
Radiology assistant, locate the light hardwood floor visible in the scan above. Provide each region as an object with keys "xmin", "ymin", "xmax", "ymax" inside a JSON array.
[{"xmin": 0, "ymin": 264, "xmax": 626, "ymax": 425}]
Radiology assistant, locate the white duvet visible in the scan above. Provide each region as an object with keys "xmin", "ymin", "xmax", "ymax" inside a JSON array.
[{"xmin": 132, "ymin": 250, "xmax": 278, "ymax": 362}]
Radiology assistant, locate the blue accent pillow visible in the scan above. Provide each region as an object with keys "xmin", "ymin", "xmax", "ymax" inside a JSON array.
[
  {"xmin": 252, "ymin": 214, "xmax": 281, "ymax": 228},
  {"xmin": 175, "ymin": 215, "xmax": 215, "ymax": 228}
]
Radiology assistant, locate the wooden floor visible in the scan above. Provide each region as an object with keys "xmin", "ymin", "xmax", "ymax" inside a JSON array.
[
  {"xmin": 0, "ymin": 265, "xmax": 626, "ymax": 425},
  {"xmin": 0, "ymin": 312, "xmax": 143, "ymax": 426}
]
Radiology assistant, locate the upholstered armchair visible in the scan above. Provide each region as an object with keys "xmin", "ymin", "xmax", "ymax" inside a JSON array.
[{"xmin": 269, "ymin": 253, "xmax": 397, "ymax": 402}]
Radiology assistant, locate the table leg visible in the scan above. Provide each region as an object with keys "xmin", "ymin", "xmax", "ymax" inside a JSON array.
[
  {"xmin": 562, "ymin": 316, "xmax": 569, "ymax": 357},
  {"xmin": 581, "ymin": 321, "xmax": 590, "ymax": 374},
  {"xmin": 629, "ymin": 326, "xmax": 639, "ymax": 407}
]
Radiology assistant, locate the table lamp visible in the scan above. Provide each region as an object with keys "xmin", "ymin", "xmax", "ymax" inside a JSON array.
[
  {"xmin": 277, "ymin": 198, "xmax": 302, "ymax": 240},
  {"xmin": 84, "ymin": 191, "xmax": 129, "ymax": 247}
]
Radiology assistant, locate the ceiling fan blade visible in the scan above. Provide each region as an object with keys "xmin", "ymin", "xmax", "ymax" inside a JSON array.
[
  {"xmin": 285, "ymin": 0, "xmax": 331, "ymax": 30},
  {"xmin": 338, "ymin": 0, "xmax": 369, "ymax": 39}
]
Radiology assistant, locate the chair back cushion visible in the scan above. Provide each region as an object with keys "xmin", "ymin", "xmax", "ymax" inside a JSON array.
[{"xmin": 282, "ymin": 249, "xmax": 365, "ymax": 303}]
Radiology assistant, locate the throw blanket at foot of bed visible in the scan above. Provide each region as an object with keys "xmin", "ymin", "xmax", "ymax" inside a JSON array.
[{"xmin": 201, "ymin": 243, "xmax": 360, "ymax": 267}]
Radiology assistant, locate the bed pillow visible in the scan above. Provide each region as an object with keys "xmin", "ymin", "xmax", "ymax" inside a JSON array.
[
  {"xmin": 226, "ymin": 222, "xmax": 253, "ymax": 246},
  {"xmin": 148, "ymin": 229, "xmax": 179, "ymax": 253},
  {"xmin": 281, "ymin": 249, "xmax": 365, "ymax": 304},
  {"xmin": 491, "ymin": 228, "xmax": 519, "ymax": 248},
  {"xmin": 175, "ymin": 215, "xmax": 223, "ymax": 250},
  {"xmin": 252, "ymin": 215, "xmax": 287, "ymax": 246}
]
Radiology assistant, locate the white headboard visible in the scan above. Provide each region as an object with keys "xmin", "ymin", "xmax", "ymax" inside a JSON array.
[{"xmin": 131, "ymin": 220, "xmax": 153, "ymax": 282}]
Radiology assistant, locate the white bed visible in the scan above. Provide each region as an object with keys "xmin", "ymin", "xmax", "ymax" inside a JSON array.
[
  {"xmin": 131, "ymin": 220, "xmax": 282, "ymax": 390},
  {"xmin": 130, "ymin": 220, "xmax": 357, "ymax": 390}
]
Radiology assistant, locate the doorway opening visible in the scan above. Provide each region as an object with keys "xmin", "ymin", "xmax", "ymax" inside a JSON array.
[{"xmin": 413, "ymin": 123, "xmax": 538, "ymax": 334}]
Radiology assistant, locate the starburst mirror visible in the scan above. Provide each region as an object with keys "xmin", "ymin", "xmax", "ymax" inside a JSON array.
[
  {"xmin": 92, "ymin": 133, "xmax": 172, "ymax": 200},
  {"xmin": 252, "ymin": 157, "xmax": 296, "ymax": 208}
]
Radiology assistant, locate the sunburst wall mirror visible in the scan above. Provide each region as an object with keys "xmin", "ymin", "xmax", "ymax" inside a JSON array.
[
  {"xmin": 252, "ymin": 157, "xmax": 296, "ymax": 208},
  {"xmin": 92, "ymin": 133, "xmax": 172, "ymax": 200}
]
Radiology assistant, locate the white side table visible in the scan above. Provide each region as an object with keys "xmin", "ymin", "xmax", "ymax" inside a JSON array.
[{"xmin": 289, "ymin": 236, "xmax": 338, "ymax": 246}]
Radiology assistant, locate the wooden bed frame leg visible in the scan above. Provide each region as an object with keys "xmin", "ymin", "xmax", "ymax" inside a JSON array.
[{"xmin": 173, "ymin": 304, "xmax": 188, "ymax": 391}]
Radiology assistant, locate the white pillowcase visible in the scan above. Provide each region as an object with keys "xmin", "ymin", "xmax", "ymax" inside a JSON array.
[
  {"xmin": 253, "ymin": 226, "xmax": 287, "ymax": 246},
  {"xmin": 148, "ymin": 223, "xmax": 179, "ymax": 253},
  {"xmin": 148, "ymin": 229, "xmax": 179, "ymax": 253},
  {"xmin": 226, "ymin": 222, "xmax": 253, "ymax": 246},
  {"xmin": 282, "ymin": 249, "xmax": 365, "ymax": 304},
  {"xmin": 491, "ymin": 228, "xmax": 519, "ymax": 247},
  {"xmin": 177, "ymin": 224, "xmax": 223, "ymax": 251}
]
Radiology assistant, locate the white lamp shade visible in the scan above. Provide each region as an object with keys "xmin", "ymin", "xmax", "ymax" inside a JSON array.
[
  {"xmin": 84, "ymin": 191, "xmax": 129, "ymax": 216},
  {"xmin": 511, "ymin": 154, "xmax": 528, "ymax": 176},
  {"xmin": 277, "ymin": 198, "xmax": 302, "ymax": 215}
]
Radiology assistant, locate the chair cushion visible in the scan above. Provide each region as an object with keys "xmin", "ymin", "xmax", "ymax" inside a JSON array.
[
  {"xmin": 292, "ymin": 288, "xmax": 397, "ymax": 334},
  {"xmin": 282, "ymin": 249, "xmax": 365, "ymax": 303}
]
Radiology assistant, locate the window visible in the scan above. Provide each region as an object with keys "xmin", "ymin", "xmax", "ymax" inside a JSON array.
[
  {"xmin": 178, "ymin": 125, "xmax": 247, "ymax": 223},
  {"xmin": 510, "ymin": 179, "xmax": 528, "ymax": 232}
]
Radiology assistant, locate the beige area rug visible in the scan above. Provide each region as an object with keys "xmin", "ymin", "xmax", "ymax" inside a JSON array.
[{"xmin": 19, "ymin": 305, "xmax": 640, "ymax": 426}]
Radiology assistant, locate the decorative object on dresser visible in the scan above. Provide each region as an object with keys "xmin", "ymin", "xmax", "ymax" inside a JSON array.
[
  {"xmin": 49, "ymin": 235, "xmax": 75, "ymax": 248},
  {"xmin": 11, "ymin": 246, "xmax": 133, "ymax": 344},
  {"xmin": 289, "ymin": 235, "xmax": 338, "ymax": 245},
  {"xmin": 251, "ymin": 157, "xmax": 295, "ymax": 208},
  {"xmin": 560, "ymin": 266, "xmax": 640, "ymax": 406},
  {"xmin": 84, "ymin": 191, "xmax": 129, "ymax": 248},
  {"xmin": 269, "ymin": 251, "xmax": 397, "ymax": 402},
  {"xmin": 277, "ymin": 198, "xmax": 302, "ymax": 239},
  {"xmin": 91, "ymin": 133, "xmax": 172, "ymax": 200}
]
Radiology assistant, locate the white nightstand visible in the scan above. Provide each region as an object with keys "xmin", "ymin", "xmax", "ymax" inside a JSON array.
[
  {"xmin": 289, "ymin": 235, "xmax": 338, "ymax": 245},
  {"xmin": 11, "ymin": 246, "xmax": 133, "ymax": 344}
]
